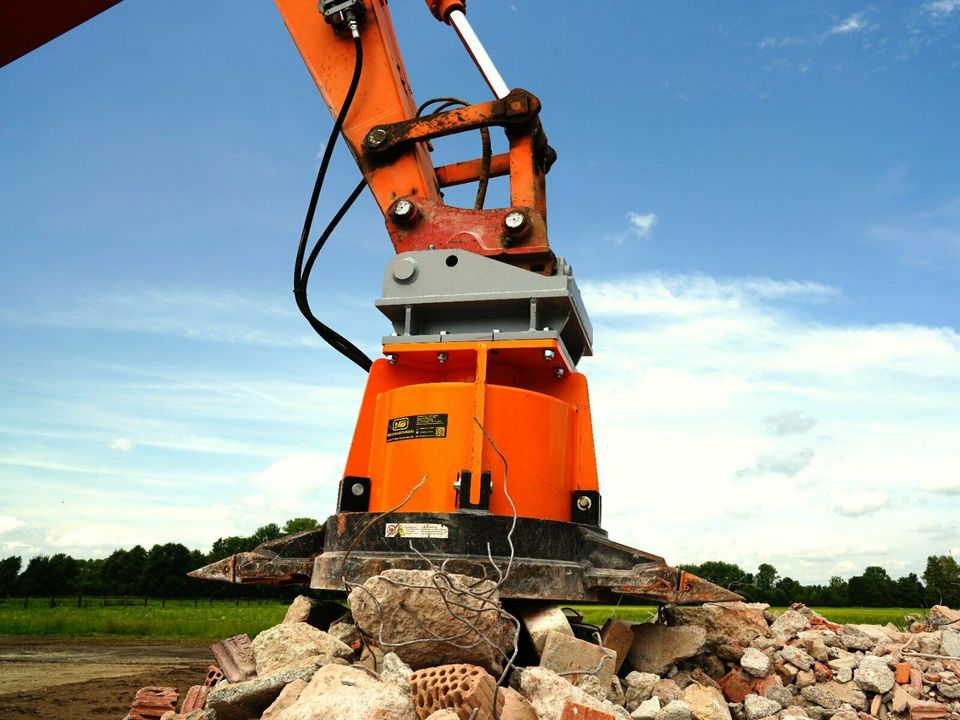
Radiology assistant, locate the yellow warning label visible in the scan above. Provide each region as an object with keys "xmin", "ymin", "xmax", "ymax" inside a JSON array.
[{"xmin": 386, "ymin": 413, "xmax": 449, "ymax": 443}]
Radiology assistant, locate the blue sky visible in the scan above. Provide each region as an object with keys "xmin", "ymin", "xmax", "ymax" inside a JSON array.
[{"xmin": 1, "ymin": 1, "xmax": 958, "ymax": 584}]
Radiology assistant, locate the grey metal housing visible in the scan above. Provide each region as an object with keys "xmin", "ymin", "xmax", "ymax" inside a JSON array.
[{"xmin": 376, "ymin": 250, "xmax": 593, "ymax": 365}]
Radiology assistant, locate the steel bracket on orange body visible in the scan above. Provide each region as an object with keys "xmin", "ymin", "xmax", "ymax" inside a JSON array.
[{"xmin": 340, "ymin": 339, "xmax": 598, "ymax": 523}]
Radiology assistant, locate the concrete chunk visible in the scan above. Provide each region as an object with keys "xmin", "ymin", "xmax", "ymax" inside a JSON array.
[{"xmin": 628, "ymin": 624, "xmax": 707, "ymax": 675}]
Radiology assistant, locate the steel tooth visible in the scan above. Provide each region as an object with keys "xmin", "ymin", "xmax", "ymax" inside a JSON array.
[
  {"xmin": 188, "ymin": 551, "xmax": 313, "ymax": 586},
  {"xmin": 587, "ymin": 565, "xmax": 743, "ymax": 605}
]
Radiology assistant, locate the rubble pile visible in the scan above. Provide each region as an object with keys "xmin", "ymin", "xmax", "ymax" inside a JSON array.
[{"xmin": 123, "ymin": 571, "xmax": 960, "ymax": 720}]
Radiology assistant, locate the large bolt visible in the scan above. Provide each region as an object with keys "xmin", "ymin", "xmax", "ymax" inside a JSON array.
[
  {"xmin": 576, "ymin": 495, "xmax": 593, "ymax": 511},
  {"xmin": 386, "ymin": 353, "xmax": 397, "ymax": 365},
  {"xmin": 543, "ymin": 349, "xmax": 555, "ymax": 361},
  {"xmin": 437, "ymin": 352, "xmax": 448, "ymax": 364},
  {"xmin": 554, "ymin": 367, "xmax": 565, "ymax": 378},
  {"xmin": 504, "ymin": 210, "xmax": 527, "ymax": 232},
  {"xmin": 392, "ymin": 257, "xmax": 418, "ymax": 283},
  {"xmin": 351, "ymin": 483, "xmax": 365, "ymax": 496},
  {"xmin": 390, "ymin": 198, "xmax": 420, "ymax": 227},
  {"xmin": 366, "ymin": 127, "xmax": 388, "ymax": 148}
]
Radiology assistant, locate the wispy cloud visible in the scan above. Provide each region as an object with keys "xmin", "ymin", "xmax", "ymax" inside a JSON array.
[
  {"xmin": 626, "ymin": 211, "xmax": 658, "ymax": 240},
  {"xmin": 110, "ymin": 437, "xmax": 134, "ymax": 452},
  {"xmin": 927, "ymin": 0, "xmax": 960, "ymax": 16},
  {"xmin": 764, "ymin": 411, "xmax": 818, "ymax": 436},
  {"xmin": 830, "ymin": 13, "xmax": 868, "ymax": 34},
  {"xmin": 831, "ymin": 490, "xmax": 891, "ymax": 516},
  {"xmin": 0, "ymin": 516, "xmax": 24, "ymax": 534}
]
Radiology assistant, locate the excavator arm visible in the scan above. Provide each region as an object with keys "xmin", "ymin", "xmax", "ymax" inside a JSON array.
[{"xmin": 275, "ymin": 0, "xmax": 556, "ymax": 273}]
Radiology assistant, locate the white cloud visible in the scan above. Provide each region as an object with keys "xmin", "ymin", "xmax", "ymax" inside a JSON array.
[
  {"xmin": 831, "ymin": 491, "xmax": 891, "ymax": 517},
  {"xmin": 0, "ymin": 516, "xmax": 24, "ymax": 534},
  {"xmin": 927, "ymin": 0, "xmax": 960, "ymax": 15},
  {"xmin": 921, "ymin": 480, "xmax": 960, "ymax": 495},
  {"xmin": 764, "ymin": 411, "xmax": 818, "ymax": 436},
  {"xmin": 626, "ymin": 212, "xmax": 658, "ymax": 239},
  {"xmin": 110, "ymin": 437, "xmax": 134, "ymax": 451},
  {"xmin": 830, "ymin": 13, "xmax": 867, "ymax": 34},
  {"xmin": 580, "ymin": 272, "xmax": 960, "ymax": 582}
]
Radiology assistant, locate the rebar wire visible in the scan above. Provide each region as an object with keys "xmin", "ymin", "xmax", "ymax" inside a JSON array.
[
  {"xmin": 339, "ymin": 474, "xmax": 428, "ymax": 585},
  {"xmin": 338, "ymin": 423, "xmax": 522, "ymax": 720}
]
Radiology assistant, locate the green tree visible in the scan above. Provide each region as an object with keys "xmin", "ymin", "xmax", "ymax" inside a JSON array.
[
  {"xmin": 143, "ymin": 543, "xmax": 194, "ymax": 599},
  {"xmin": 776, "ymin": 576, "xmax": 803, "ymax": 604},
  {"xmin": 923, "ymin": 554, "xmax": 960, "ymax": 607},
  {"xmin": 894, "ymin": 573, "xmax": 924, "ymax": 607},
  {"xmin": 848, "ymin": 566, "xmax": 895, "ymax": 607},
  {"xmin": 282, "ymin": 517, "xmax": 320, "ymax": 535},
  {"xmin": 823, "ymin": 576, "xmax": 849, "ymax": 606},
  {"xmin": 0, "ymin": 556, "xmax": 22, "ymax": 595}
]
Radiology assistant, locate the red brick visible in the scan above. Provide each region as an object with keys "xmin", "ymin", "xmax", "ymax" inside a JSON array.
[
  {"xmin": 128, "ymin": 686, "xmax": 179, "ymax": 720},
  {"xmin": 204, "ymin": 665, "xmax": 224, "ymax": 687},
  {"xmin": 409, "ymin": 664, "xmax": 504, "ymax": 720},
  {"xmin": 908, "ymin": 701, "xmax": 948, "ymax": 720},
  {"xmin": 895, "ymin": 662, "xmax": 911, "ymax": 684},
  {"xmin": 814, "ymin": 662, "xmax": 834, "ymax": 682},
  {"xmin": 180, "ymin": 685, "xmax": 210, "ymax": 713},
  {"xmin": 560, "ymin": 700, "xmax": 617, "ymax": 720},
  {"xmin": 209, "ymin": 634, "xmax": 257, "ymax": 683},
  {"xmin": 719, "ymin": 669, "xmax": 754, "ymax": 703}
]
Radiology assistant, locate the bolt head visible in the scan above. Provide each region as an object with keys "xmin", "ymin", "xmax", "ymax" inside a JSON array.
[
  {"xmin": 392, "ymin": 257, "xmax": 418, "ymax": 283},
  {"xmin": 351, "ymin": 483, "xmax": 365, "ymax": 496},
  {"xmin": 576, "ymin": 495, "xmax": 592, "ymax": 511},
  {"xmin": 386, "ymin": 353, "xmax": 397, "ymax": 365},
  {"xmin": 437, "ymin": 351, "xmax": 448, "ymax": 364},
  {"xmin": 367, "ymin": 127, "xmax": 388, "ymax": 147},
  {"xmin": 504, "ymin": 211, "xmax": 526, "ymax": 230},
  {"xmin": 554, "ymin": 367, "xmax": 565, "ymax": 378},
  {"xmin": 543, "ymin": 349, "xmax": 555, "ymax": 361},
  {"xmin": 393, "ymin": 199, "xmax": 413, "ymax": 217}
]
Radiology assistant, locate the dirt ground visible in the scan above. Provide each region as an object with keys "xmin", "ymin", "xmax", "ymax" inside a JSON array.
[{"xmin": 0, "ymin": 635, "xmax": 211, "ymax": 720}]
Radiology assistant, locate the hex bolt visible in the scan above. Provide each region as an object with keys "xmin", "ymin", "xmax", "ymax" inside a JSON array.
[
  {"xmin": 351, "ymin": 483, "xmax": 365, "ymax": 496},
  {"xmin": 503, "ymin": 210, "xmax": 528, "ymax": 237},
  {"xmin": 576, "ymin": 495, "xmax": 593, "ymax": 511},
  {"xmin": 437, "ymin": 351, "xmax": 448, "ymax": 364},
  {"xmin": 389, "ymin": 198, "xmax": 420, "ymax": 227},
  {"xmin": 387, "ymin": 353, "xmax": 397, "ymax": 365},
  {"xmin": 366, "ymin": 127, "xmax": 388, "ymax": 148},
  {"xmin": 543, "ymin": 349, "xmax": 555, "ymax": 361},
  {"xmin": 554, "ymin": 367, "xmax": 565, "ymax": 378}
]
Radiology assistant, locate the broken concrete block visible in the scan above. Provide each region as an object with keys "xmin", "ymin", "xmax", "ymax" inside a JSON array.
[
  {"xmin": 519, "ymin": 603, "xmax": 576, "ymax": 656},
  {"xmin": 261, "ymin": 679, "xmax": 308, "ymax": 720},
  {"xmin": 624, "ymin": 672, "xmax": 661, "ymax": 712},
  {"xmin": 426, "ymin": 712, "xmax": 460, "ymax": 720},
  {"xmin": 601, "ymin": 618, "xmax": 636, "ymax": 673},
  {"xmin": 941, "ymin": 629, "xmax": 960, "ymax": 658},
  {"xmin": 654, "ymin": 700, "xmax": 691, "ymax": 720},
  {"xmin": 560, "ymin": 699, "xmax": 620, "ymax": 720},
  {"xmin": 540, "ymin": 629, "xmax": 617, "ymax": 689},
  {"xmin": 770, "ymin": 611, "xmax": 810, "ymax": 641},
  {"xmin": 206, "ymin": 666, "xmax": 315, "ymax": 720},
  {"xmin": 651, "ymin": 679, "xmax": 683, "ymax": 704},
  {"xmin": 628, "ymin": 624, "xmax": 707, "ymax": 675},
  {"xmin": 518, "ymin": 666, "xmax": 628, "ymax": 720},
  {"xmin": 348, "ymin": 569, "xmax": 513, "ymax": 674},
  {"xmin": 666, "ymin": 603, "xmax": 771, "ymax": 650},
  {"xmin": 381, "ymin": 652, "xmax": 413, "ymax": 686},
  {"xmin": 780, "ymin": 646, "xmax": 814, "ymax": 671},
  {"xmin": 631, "ymin": 698, "xmax": 660, "ymax": 720},
  {"xmin": 854, "ymin": 656, "xmax": 895, "ymax": 694},
  {"xmin": 252, "ymin": 621, "xmax": 353, "ymax": 676},
  {"xmin": 743, "ymin": 694, "xmax": 781, "ymax": 720},
  {"xmin": 408, "ymin": 664, "xmax": 503, "ymax": 720},
  {"xmin": 274, "ymin": 664, "xmax": 416, "ymax": 720},
  {"xmin": 128, "ymin": 686, "xmax": 179, "ymax": 720},
  {"xmin": 501, "ymin": 687, "xmax": 538, "ymax": 720},
  {"xmin": 682, "ymin": 683, "xmax": 731, "ymax": 720},
  {"xmin": 741, "ymin": 648, "xmax": 771, "ymax": 678}
]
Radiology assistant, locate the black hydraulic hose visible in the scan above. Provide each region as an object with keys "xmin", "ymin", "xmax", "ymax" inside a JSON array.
[{"xmin": 293, "ymin": 32, "xmax": 372, "ymax": 372}]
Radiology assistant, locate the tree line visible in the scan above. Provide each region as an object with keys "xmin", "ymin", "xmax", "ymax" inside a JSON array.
[
  {"xmin": 680, "ymin": 555, "xmax": 960, "ymax": 608},
  {"xmin": 0, "ymin": 517, "xmax": 320, "ymax": 600},
  {"xmin": 1, "ymin": 519, "xmax": 958, "ymax": 607}
]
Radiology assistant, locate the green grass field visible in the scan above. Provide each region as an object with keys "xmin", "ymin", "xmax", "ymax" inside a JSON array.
[
  {"xmin": 0, "ymin": 599, "xmax": 925, "ymax": 640},
  {"xmin": 0, "ymin": 599, "xmax": 289, "ymax": 641}
]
